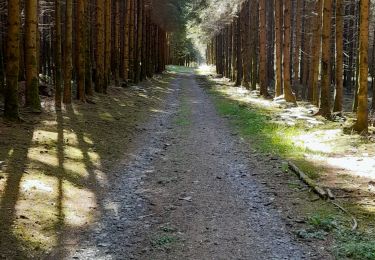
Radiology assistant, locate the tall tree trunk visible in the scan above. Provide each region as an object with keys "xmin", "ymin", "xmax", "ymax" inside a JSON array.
[
  {"xmin": 124, "ymin": 0, "xmax": 131, "ymax": 82},
  {"xmin": 353, "ymin": 0, "xmax": 369, "ymax": 133},
  {"xmin": 259, "ymin": 0, "xmax": 269, "ymax": 97},
  {"xmin": 293, "ymin": 0, "xmax": 302, "ymax": 97},
  {"xmin": 95, "ymin": 0, "xmax": 105, "ymax": 93},
  {"xmin": 55, "ymin": 0, "xmax": 62, "ymax": 109},
  {"xmin": 104, "ymin": 0, "xmax": 111, "ymax": 92},
  {"xmin": 63, "ymin": 0, "xmax": 73, "ymax": 104},
  {"xmin": 318, "ymin": 0, "xmax": 332, "ymax": 118},
  {"xmin": 274, "ymin": 0, "xmax": 283, "ymax": 97},
  {"xmin": 333, "ymin": 0, "xmax": 344, "ymax": 112},
  {"xmin": 135, "ymin": 0, "xmax": 143, "ymax": 84},
  {"xmin": 25, "ymin": 0, "xmax": 41, "ymax": 112},
  {"xmin": 4, "ymin": 0, "xmax": 21, "ymax": 120},
  {"xmin": 235, "ymin": 17, "xmax": 242, "ymax": 86},
  {"xmin": 114, "ymin": 0, "xmax": 120, "ymax": 85},
  {"xmin": 129, "ymin": 0, "xmax": 135, "ymax": 82},
  {"xmin": 76, "ymin": 0, "xmax": 86, "ymax": 101},
  {"xmin": 250, "ymin": 0, "xmax": 258, "ymax": 91},
  {"xmin": 308, "ymin": 0, "xmax": 323, "ymax": 105},
  {"xmin": 282, "ymin": 0, "xmax": 297, "ymax": 104},
  {"xmin": 240, "ymin": 1, "xmax": 250, "ymax": 89},
  {"xmin": 301, "ymin": 0, "xmax": 312, "ymax": 99},
  {"xmin": 85, "ymin": 0, "xmax": 93, "ymax": 96}
]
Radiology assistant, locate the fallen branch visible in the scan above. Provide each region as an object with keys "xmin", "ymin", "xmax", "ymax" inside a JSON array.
[
  {"xmin": 326, "ymin": 188, "xmax": 335, "ymax": 200},
  {"xmin": 288, "ymin": 161, "xmax": 327, "ymax": 199},
  {"xmin": 331, "ymin": 201, "xmax": 358, "ymax": 231}
]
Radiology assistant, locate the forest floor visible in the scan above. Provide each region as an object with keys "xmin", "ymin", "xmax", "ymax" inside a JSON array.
[{"xmin": 0, "ymin": 66, "xmax": 374, "ymax": 259}]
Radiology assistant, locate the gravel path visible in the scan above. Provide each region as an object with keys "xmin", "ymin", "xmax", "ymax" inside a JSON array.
[{"xmin": 50, "ymin": 72, "xmax": 330, "ymax": 260}]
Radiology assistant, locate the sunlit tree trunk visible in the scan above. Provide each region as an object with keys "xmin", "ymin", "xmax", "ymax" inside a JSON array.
[
  {"xmin": 353, "ymin": 0, "xmax": 369, "ymax": 133},
  {"xmin": 318, "ymin": 0, "xmax": 332, "ymax": 118},
  {"xmin": 274, "ymin": 0, "xmax": 282, "ymax": 97},
  {"xmin": 333, "ymin": 0, "xmax": 344, "ymax": 112},
  {"xmin": 25, "ymin": 0, "xmax": 41, "ymax": 112},
  {"xmin": 259, "ymin": 0, "xmax": 269, "ymax": 97},
  {"xmin": 308, "ymin": 0, "xmax": 323, "ymax": 105},
  {"xmin": 4, "ymin": 0, "xmax": 21, "ymax": 120},
  {"xmin": 282, "ymin": 0, "xmax": 297, "ymax": 104},
  {"xmin": 250, "ymin": 0, "xmax": 258, "ymax": 91},
  {"xmin": 301, "ymin": 0, "xmax": 312, "ymax": 99},
  {"xmin": 240, "ymin": 1, "xmax": 250, "ymax": 89},
  {"xmin": 293, "ymin": 0, "xmax": 302, "ymax": 97},
  {"xmin": 55, "ymin": 0, "xmax": 62, "ymax": 109}
]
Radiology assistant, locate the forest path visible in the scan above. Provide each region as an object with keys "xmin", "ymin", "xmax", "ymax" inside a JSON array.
[{"xmin": 54, "ymin": 70, "xmax": 330, "ymax": 260}]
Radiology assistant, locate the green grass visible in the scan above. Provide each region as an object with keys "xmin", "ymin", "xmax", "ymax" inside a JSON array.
[
  {"xmin": 203, "ymin": 78, "xmax": 375, "ymax": 259},
  {"xmin": 167, "ymin": 65, "xmax": 195, "ymax": 74},
  {"xmin": 175, "ymin": 94, "xmax": 191, "ymax": 127},
  {"xmin": 211, "ymin": 91, "xmax": 301, "ymax": 155},
  {"xmin": 151, "ymin": 235, "xmax": 177, "ymax": 248},
  {"xmin": 209, "ymin": 90, "xmax": 321, "ymax": 178},
  {"xmin": 301, "ymin": 213, "xmax": 375, "ymax": 260}
]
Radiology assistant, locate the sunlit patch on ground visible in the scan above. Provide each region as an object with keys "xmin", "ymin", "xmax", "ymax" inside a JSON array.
[
  {"xmin": 197, "ymin": 66, "xmax": 375, "ymax": 181},
  {"xmin": 197, "ymin": 65, "xmax": 375, "ymax": 258},
  {"xmin": 0, "ymin": 73, "xmax": 173, "ymax": 258}
]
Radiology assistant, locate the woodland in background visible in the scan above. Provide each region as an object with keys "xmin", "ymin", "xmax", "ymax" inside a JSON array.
[
  {"xmin": 0, "ymin": 0, "xmax": 185, "ymax": 121},
  {"xmin": 1, "ymin": 0, "xmax": 375, "ymax": 134},
  {"xmin": 202, "ymin": 0, "xmax": 374, "ymax": 134}
]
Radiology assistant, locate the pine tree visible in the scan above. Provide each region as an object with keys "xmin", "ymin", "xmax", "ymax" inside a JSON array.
[
  {"xmin": 25, "ymin": 0, "xmax": 41, "ymax": 112},
  {"xmin": 353, "ymin": 0, "xmax": 369, "ymax": 133},
  {"xmin": 63, "ymin": 0, "xmax": 73, "ymax": 104},
  {"xmin": 4, "ymin": 0, "xmax": 21, "ymax": 120}
]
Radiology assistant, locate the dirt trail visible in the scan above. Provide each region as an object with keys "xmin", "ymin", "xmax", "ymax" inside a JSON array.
[{"xmin": 52, "ymin": 71, "xmax": 331, "ymax": 260}]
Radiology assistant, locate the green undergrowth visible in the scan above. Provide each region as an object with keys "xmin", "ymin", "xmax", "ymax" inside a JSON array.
[
  {"xmin": 208, "ymin": 88, "xmax": 321, "ymax": 179},
  {"xmin": 200, "ymin": 76, "xmax": 375, "ymax": 259},
  {"xmin": 300, "ymin": 210, "xmax": 375, "ymax": 260}
]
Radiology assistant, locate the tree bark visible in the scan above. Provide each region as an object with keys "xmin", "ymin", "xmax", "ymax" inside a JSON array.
[
  {"xmin": 4, "ymin": 0, "xmax": 21, "ymax": 120},
  {"xmin": 318, "ymin": 0, "xmax": 332, "ymax": 118},
  {"xmin": 353, "ymin": 0, "xmax": 369, "ymax": 133},
  {"xmin": 259, "ymin": 0, "xmax": 269, "ymax": 97},
  {"xmin": 95, "ymin": 0, "xmax": 105, "ymax": 93},
  {"xmin": 240, "ymin": 1, "xmax": 250, "ymax": 89},
  {"xmin": 274, "ymin": 0, "xmax": 283, "ymax": 97},
  {"xmin": 333, "ymin": 0, "xmax": 344, "ymax": 112},
  {"xmin": 293, "ymin": 0, "xmax": 302, "ymax": 97},
  {"xmin": 282, "ymin": 0, "xmax": 297, "ymax": 104},
  {"xmin": 308, "ymin": 0, "xmax": 323, "ymax": 105},
  {"xmin": 25, "ymin": 0, "xmax": 41, "ymax": 111},
  {"xmin": 76, "ymin": 0, "xmax": 86, "ymax": 101},
  {"xmin": 104, "ymin": 0, "xmax": 111, "ymax": 92},
  {"xmin": 63, "ymin": 0, "xmax": 73, "ymax": 104}
]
